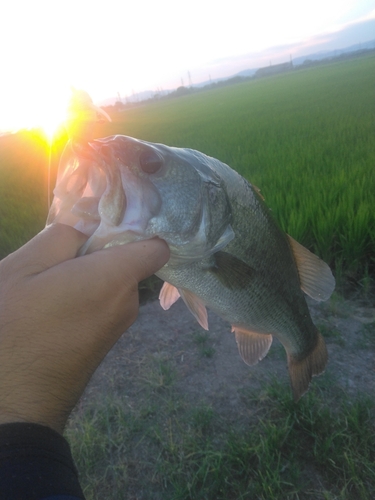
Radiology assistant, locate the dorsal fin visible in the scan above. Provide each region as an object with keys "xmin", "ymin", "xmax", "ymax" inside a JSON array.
[
  {"xmin": 159, "ymin": 282, "xmax": 180, "ymax": 310},
  {"xmin": 179, "ymin": 289, "xmax": 209, "ymax": 330},
  {"xmin": 252, "ymin": 184, "xmax": 265, "ymax": 201},
  {"xmin": 232, "ymin": 326, "xmax": 273, "ymax": 365},
  {"xmin": 287, "ymin": 235, "xmax": 335, "ymax": 301}
]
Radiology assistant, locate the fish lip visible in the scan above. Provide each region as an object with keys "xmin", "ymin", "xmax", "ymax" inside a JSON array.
[
  {"xmin": 57, "ymin": 140, "xmax": 129, "ymax": 236},
  {"xmin": 70, "ymin": 139, "xmax": 113, "ymax": 164},
  {"xmin": 70, "ymin": 138, "xmax": 163, "ymax": 254}
]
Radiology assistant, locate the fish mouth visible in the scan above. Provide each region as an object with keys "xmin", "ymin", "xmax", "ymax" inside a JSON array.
[
  {"xmin": 48, "ymin": 139, "xmax": 162, "ymax": 255},
  {"xmin": 48, "ymin": 135, "xmax": 233, "ymax": 262}
]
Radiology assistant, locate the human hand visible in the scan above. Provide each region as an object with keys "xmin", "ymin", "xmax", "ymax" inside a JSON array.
[{"xmin": 0, "ymin": 224, "xmax": 169, "ymax": 434}]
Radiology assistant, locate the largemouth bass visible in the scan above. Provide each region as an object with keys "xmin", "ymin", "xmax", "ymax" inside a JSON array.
[{"xmin": 47, "ymin": 135, "xmax": 335, "ymax": 400}]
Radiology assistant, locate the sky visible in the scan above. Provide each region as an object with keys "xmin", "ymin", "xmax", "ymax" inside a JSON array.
[{"xmin": 0, "ymin": 0, "xmax": 374, "ymax": 133}]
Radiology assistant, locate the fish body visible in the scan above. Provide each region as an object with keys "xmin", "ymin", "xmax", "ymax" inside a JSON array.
[{"xmin": 47, "ymin": 135, "xmax": 335, "ymax": 400}]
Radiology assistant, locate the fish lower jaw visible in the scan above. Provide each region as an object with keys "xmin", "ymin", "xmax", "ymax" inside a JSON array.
[{"xmin": 79, "ymin": 228, "xmax": 146, "ymax": 255}]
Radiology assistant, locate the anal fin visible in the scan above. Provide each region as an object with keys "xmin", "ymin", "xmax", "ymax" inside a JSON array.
[{"xmin": 232, "ymin": 326, "xmax": 273, "ymax": 365}]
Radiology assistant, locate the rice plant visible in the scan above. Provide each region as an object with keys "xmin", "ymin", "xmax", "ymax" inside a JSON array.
[{"xmin": 1, "ymin": 54, "xmax": 374, "ymax": 283}]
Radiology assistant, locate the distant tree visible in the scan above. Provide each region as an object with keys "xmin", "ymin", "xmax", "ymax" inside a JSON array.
[{"xmin": 114, "ymin": 101, "xmax": 126, "ymax": 110}]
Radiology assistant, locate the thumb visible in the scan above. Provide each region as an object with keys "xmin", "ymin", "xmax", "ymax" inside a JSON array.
[
  {"xmin": 125, "ymin": 238, "xmax": 170, "ymax": 282},
  {"xmin": 79, "ymin": 238, "xmax": 170, "ymax": 291}
]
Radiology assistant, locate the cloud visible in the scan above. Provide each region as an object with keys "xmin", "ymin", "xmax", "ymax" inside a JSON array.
[{"xmin": 204, "ymin": 17, "xmax": 375, "ymax": 80}]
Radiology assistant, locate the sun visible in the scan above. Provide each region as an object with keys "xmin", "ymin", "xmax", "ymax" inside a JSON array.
[
  {"xmin": 0, "ymin": 87, "xmax": 112, "ymax": 144},
  {"xmin": 0, "ymin": 88, "xmax": 69, "ymax": 141},
  {"xmin": 38, "ymin": 106, "xmax": 67, "ymax": 142},
  {"xmin": 28, "ymin": 98, "xmax": 69, "ymax": 142}
]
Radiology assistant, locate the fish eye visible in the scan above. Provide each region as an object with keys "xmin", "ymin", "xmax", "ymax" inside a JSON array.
[{"xmin": 139, "ymin": 150, "xmax": 163, "ymax": 174}]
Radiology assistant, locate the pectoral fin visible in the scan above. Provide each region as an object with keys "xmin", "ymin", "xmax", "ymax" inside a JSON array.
[
  {"xmin": 210, "ymin": 225, "xmax": 235, "ymax": 253},
  {"xmin": 287, "ymin": 235, "xmax": 335, "ymax": 301},
  {"xmin": 159, "ymin": 282, "xmax": 181, "ymax": 310},
  {"xmin": 210, "ymin": 252, "xmax": 254, "ymax": 290},
  {"xmin": 232, "ymin": 326, "xmax": 273, "ymax": 365},
  {"xmin": 179, "ymin": 289, "xmax": 209, "ymax": 330}
]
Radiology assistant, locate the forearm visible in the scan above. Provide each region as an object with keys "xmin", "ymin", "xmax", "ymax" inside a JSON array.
[{"xmin": 0, "ymin": 226, "xmax": 169, "ymax": 498}]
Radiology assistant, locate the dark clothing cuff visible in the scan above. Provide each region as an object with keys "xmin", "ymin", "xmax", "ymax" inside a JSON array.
[{"xmin": 0, "ymin": 422, "xmax": 85, "ymax": 500}]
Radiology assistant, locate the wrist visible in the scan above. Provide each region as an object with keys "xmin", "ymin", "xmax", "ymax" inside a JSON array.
[{"xmin": 0, "ymin": 405, "xmax": 68, "ymax": 435}]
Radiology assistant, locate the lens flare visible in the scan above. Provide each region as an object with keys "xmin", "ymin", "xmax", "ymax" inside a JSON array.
[{"xmin": 0, "ymin": 96, "xmax": 67, "ymax": 141}]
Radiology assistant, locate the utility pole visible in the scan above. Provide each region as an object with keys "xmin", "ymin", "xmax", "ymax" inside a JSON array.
[{"xmin": 188, "ymin": 71, "xmax": 192, "ymax": 87}]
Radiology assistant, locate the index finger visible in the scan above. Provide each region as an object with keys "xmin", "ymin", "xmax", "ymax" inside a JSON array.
[
  {"xmin": 42, "ymin": 237, "xmax": 170, "ymax": 304},
  {"xmin": 74, "ymin": 238, "xmax": 170, "ymax": 290},
  {"xmin": 1, "ymin": 224, "xmax": 88, "ymax": 279}
]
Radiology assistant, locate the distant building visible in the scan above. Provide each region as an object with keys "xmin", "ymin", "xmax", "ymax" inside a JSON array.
[{"xmin": 254, "ymin": 61, "xmax": 293, "ymax": 78}]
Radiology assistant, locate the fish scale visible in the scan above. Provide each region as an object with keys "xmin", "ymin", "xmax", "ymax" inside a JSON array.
[{"xmin": 47, "ymin": 134, "xmax": 335, "ymax": 400}]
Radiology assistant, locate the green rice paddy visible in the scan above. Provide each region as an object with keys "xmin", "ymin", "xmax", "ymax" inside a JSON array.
[{"xmin": 1, "ymin": 53, "xmax": 374, "ymax": 283}]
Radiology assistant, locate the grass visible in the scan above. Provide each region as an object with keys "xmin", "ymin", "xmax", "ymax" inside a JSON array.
[
  {"xmin": 0, "ymin": 128, "xmax": 65, "ymax": 258},
  {"xmin": 317, "ymin": 321, "xmax": 345, "ymax": 347},
  {"xmin": 66, "ymin": 377, "xmax": 375, "ymax": 499},
  {"xmin": 138, "ymin": 355, "xmax": 177, "ymax": 390},
  {"xmin": 0, "ymin": 130, "xmax": 47, "ymax": 256},
  {"xmin": 192, "ymin": 331, "xmax": 216, "ymax": 358},
  {"xmin": 357, "ymin": 322, "xmax": 375, "ymax": 349}
]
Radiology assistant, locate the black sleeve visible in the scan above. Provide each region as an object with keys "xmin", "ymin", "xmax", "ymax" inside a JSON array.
[{"xmin": 0, "ymin": 422, "xmax": 85, "ymax": 500}]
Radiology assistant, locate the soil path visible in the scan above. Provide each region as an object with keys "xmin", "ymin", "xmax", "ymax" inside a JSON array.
[{"xmin": 87, "ymin": 291, "xmax": 375, "ymax": 416}]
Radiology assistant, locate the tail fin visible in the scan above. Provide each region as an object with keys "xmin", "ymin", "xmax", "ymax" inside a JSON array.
[{"xmin": 287, "ymin": 331, "xmax": 328, "ymax": 401}]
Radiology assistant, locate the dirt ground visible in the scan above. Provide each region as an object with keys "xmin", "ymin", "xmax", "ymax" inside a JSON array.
[{"xmin": 86, "ymin": 284, "xmax": 375, "ymax": 418}]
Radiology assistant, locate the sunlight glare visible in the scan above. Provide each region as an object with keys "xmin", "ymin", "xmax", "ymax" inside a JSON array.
[{"xmin": 0, "ymin": 87, "xmax": 70, "ymax": 141}]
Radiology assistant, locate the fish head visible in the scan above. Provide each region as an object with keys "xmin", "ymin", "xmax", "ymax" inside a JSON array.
[{"xmin": 47, "ymin": 135, "xmax": 234, "ymax": 263}]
